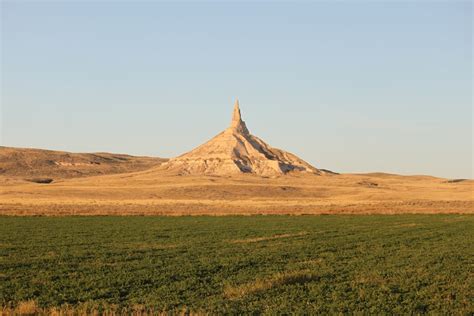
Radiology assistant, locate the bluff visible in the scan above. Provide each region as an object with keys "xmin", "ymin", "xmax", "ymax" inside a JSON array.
[{"xmin": 162, "ymin": 100, "xmax": 328, "ymax": 176}]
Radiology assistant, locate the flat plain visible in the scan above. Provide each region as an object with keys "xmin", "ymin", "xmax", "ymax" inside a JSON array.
[
  {"xmin": 1, "ymin": 170, "xmax": 472, "ymax": 216},
  {"xmin": 1, "ymin": 215, "xmax": 473, "ymax": 314}
]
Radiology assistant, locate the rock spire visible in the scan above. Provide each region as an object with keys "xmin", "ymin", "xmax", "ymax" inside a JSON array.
[
  {"xmin": 232, "ymin": 99, "xmax": 241, "ymax": 123},
  {"xmin": 161, "ymin": 100, "xmax": 328, "ymax": 176},
  {"xmin": 230, "ymin": 98, "xmax": 249, "ymax": 134}
]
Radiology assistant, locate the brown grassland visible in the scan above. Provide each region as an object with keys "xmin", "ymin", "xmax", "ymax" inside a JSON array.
[
  {"xmin": 1, "ymin": 166, "xmax": 472, "ymax": 215},
  {"xmin": 2, "ymin": 300, "xmax": 196, "ymax": 315}
]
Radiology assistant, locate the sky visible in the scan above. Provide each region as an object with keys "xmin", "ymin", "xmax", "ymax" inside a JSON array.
[{"xmin": 1, "ymin": 1, "xmax": 472, "ymax": 179}]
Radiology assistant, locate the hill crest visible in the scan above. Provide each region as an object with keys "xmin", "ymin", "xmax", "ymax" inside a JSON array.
[{"xmin": 0, "ymin": 146, "xmax": 167, "ymax": 180}]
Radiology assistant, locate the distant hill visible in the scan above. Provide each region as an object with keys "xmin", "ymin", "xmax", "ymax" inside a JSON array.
[{"xmin": 0, "ymin": 146, "xmax": 167, "ymax": 181}]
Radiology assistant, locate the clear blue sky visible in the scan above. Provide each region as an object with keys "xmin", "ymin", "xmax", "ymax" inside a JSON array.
[{"xmin": 1, "ymin": 1, "xmax": 472, "ymax": 178}]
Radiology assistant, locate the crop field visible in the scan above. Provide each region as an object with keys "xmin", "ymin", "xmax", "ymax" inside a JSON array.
[{"xmin": 1, "ymin": 215, "xmax": 473, "ymax": 314}]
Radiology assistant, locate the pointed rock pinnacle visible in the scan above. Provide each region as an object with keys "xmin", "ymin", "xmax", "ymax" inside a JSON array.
[
  {"xmin": 230, "ymin": 98, "xmax": 249, "ymax": 134},
  {"xmin": 232, "ymin": 99, "xmax": 242, "ymax": 124}
]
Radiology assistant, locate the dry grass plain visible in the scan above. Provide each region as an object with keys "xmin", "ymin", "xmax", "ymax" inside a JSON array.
[{"xmin": 1, "ymin": 166, "xmax": 472, "ymax": 215}]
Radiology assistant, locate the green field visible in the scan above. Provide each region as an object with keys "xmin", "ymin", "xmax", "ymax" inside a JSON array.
[{"xmin": 1, "ymin": 215, "xmax": 473, "ymax": 314}]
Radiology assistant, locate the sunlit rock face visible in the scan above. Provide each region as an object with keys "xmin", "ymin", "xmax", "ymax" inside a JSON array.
[{"xmin": 162, "ymin": 100, "xmax": 326, "ymax": 176}]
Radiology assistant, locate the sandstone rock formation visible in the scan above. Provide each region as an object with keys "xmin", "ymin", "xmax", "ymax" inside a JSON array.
[{"xmin": 162, "ymin": 100, "xmax": 328, "ymax": 177}]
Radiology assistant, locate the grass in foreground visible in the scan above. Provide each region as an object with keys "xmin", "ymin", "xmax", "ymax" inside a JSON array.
[{"xmin": 0, "ymin": 215, "xmax": 473, "ymax": 314}]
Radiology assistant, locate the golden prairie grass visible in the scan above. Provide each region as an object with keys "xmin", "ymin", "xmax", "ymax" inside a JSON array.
[
  {"xmin": 12, "ymin": 300, "xmax": 37, "ymax": 315},
  {"xmin": 224, "ymin": 270, "xmax": 320, "ymax": 300},
  {"xmin": 1, "ymin": 172, "xmax": 473, "ymax": 215},
  {"xmin": 230, "ymin": 231, "xmax": 308, "ymax": 243},
  {"xmin": 1, "ymin": 301, "xmax": 207, "ymax": 316},
  {"xmin": 1, "ymin": 200, "xmax": 472, "ymax": 216}
]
